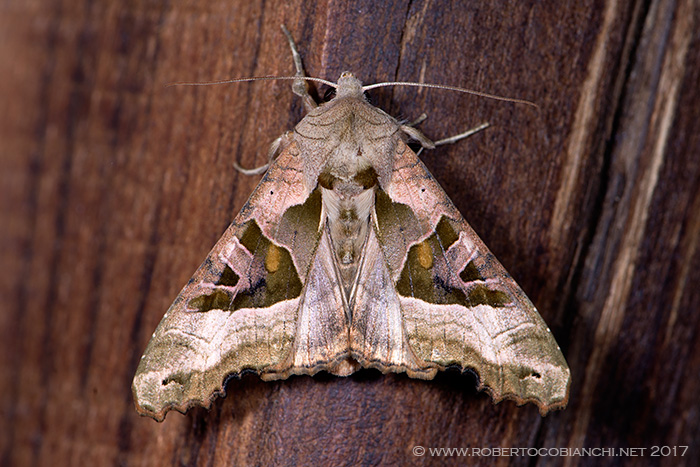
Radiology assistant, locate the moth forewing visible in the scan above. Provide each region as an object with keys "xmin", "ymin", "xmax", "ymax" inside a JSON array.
[{"xmin": 132, "ymin": 32, "xmax": 570, "ymax": 422}]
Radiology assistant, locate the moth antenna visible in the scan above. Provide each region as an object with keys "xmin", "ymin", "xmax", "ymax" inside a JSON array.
[
  {"xmin": 166, "ymin": 76, "xmax": 337, "ymax": 89},
  {"xmin": 362, "ymin": 81, "xmax": 537, "ymax": 108}
]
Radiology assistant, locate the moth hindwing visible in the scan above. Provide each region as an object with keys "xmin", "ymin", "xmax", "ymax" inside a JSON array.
[{"xmin": 133, "ymin": 34, "xmax": 570, "ymax": 422}]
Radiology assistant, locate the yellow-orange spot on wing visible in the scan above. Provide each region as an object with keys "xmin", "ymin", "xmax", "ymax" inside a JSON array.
[
  {"xmin": 265, "ymin": 243, "xmax": 281, "ymax": 273},
  {"xmin": 416, "ymin": 241, "xmax": 433, "ymax": 269}
]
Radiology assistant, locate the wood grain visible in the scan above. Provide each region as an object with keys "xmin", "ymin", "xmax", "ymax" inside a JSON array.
[{"xmin": 1, "ymin": 0, "xmax": 698, "ymax": 465}]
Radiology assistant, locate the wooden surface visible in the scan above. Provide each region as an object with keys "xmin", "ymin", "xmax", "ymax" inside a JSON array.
[{"xmin": 2, "ymin": 0, "xmax": 699, "ymax": 465}]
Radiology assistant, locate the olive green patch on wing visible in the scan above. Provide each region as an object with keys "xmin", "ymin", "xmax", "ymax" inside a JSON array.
[
  {"xmin": 466, "ymin": 286, "xmax": 510, "ymax": 306},
  {"xmin": 188, "ymin": 289, "xmax": 233, "ymax": 312},
  {"xmin": 275, "ymin": 189, "xmax": 323, "ymax": 277},
  {"xmin": 373, "ymin": 190, "xmax": 425, "ymax": 272},
  {"xmin": 232, "ymin": 220, "xmax": 303, "ymax": 310},
  {"xmin": 216, "ymin": 265, "xmax": 240, "ymax": 287},
  {"xmin": 233, "ymin": 189, "xmax": 322, "ymax": 310},
  {"xmin": 375, "ymin": 190, "xmax": 420, "ymax": 234},
  {"xmin": 396, "ymin": 232, "xmax": 467, "ymax": 305},
  {"xmin": 459, "ymin": 261, "xmax": 483, "ymax": 283},
  {"xmin": 394, "ymin": 214, "xmax": 512, "ymax": 308},
  {"xmin": 278, "ymin": 189, "xmax": 322, "ymax": 234},
  {"xmin": 435, "ymin": 216, "xmax": 459, "ymax": 249},
  {"xmin": 238, "ymin": 218, "xmax": 266, "ymax": 253},
  {"xmin": 457, "ymin": 253, "xmax": 509, "ymax": 305},
  {"xmin": 187, "ymin": 262, "xmax": 240, "ymax": 311},
  {"xmin": 187, "ymin": 218, "xmax": 305, "ymax": 313}
]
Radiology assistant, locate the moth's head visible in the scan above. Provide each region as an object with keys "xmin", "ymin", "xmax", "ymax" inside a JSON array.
[{"xmin": 335, "ymin": 72, "xmax": 365, "ymax": 99}]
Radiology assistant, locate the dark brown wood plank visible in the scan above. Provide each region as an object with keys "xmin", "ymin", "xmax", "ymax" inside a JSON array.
[{"xmin": 1, "ymin": 0, "xmax": 698, "ymax": 465}]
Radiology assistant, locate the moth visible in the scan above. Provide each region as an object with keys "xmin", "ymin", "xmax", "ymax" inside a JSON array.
[{"xmin": 133, "ymin": 27, "xmax": 570, "ymax": 421}]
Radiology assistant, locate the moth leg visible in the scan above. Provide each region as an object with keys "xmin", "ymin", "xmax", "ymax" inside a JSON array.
[
  {"xmin": 434, "ymin": 122, "xmax": 490, "ymax": 146},
  {"xmin": 401, "ymin": 121, "xmax": 490, "ymax": 155},
  {"xmin": 401, "ymin": 124, "xmax": 436, "ymax": 150},
  {"xmin": 281, "ymin": 25, "xmax": 317, "ymax": 111},
  {"xmin": 408, "ymin": 113, "xmax": 428, "ymax": 127},
  {"xmin": 233, "ymin": 132, "xmax": 292, "ymax": 176}
]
